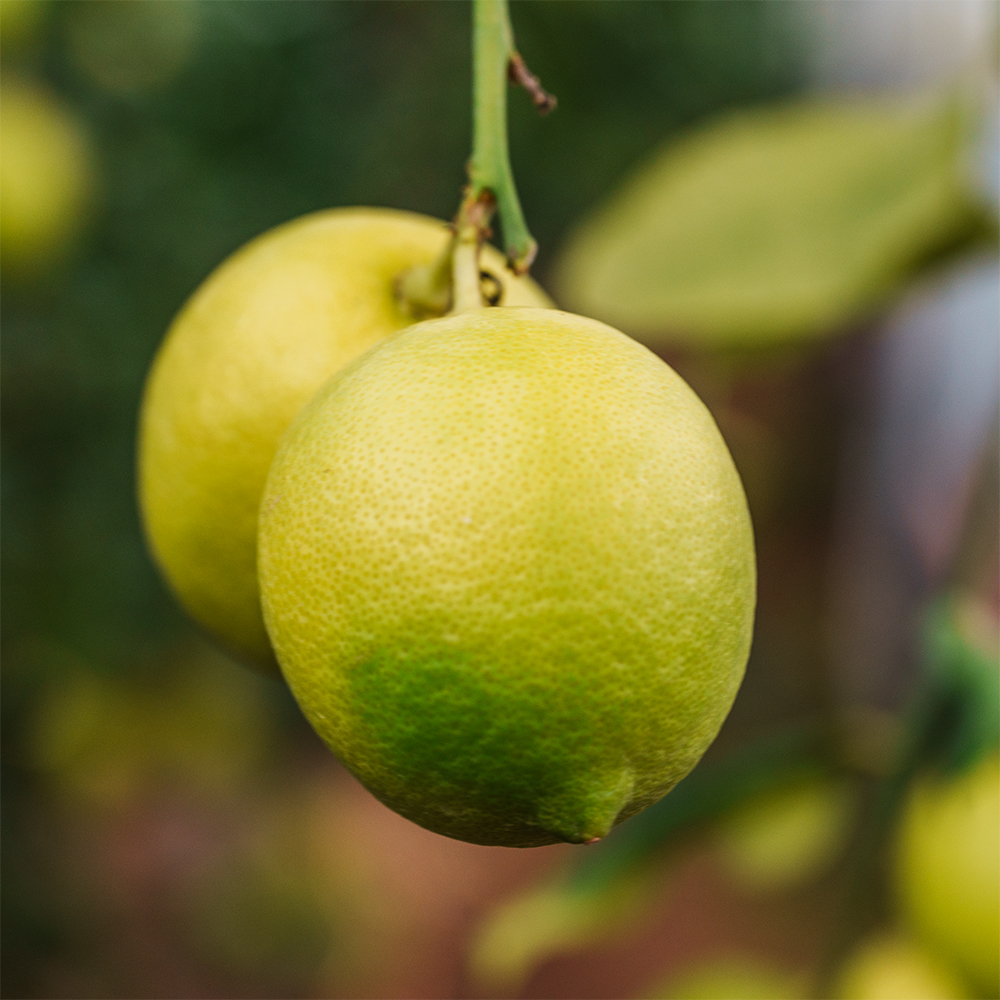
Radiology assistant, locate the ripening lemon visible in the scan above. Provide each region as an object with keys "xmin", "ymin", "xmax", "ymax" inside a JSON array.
[
  {"xmin": 138, "ymin": 208, "xmax": 550, "ymax": 669},
  {"xmin": 258, "ymin": 307, "xmax": 755, "ymax": 846},
  {"xmin": 894, "ymin": 752, "xmax": 1000, "ymax": 998}
]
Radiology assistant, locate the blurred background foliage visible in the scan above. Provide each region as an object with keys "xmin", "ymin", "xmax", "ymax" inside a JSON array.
[{"xmin": 1, "ymin": 1, "xmax": 997, "ymax": 998}]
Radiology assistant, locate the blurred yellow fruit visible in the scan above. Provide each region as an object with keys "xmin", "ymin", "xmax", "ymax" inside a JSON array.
[
  {"xmin": 894, "ymin": 752, "xmax": 1000, "ymax": 997},
  {"xmin": 0, "ymin": 0, "xmax": 48, "ymax": 52},
  {"xmin": 650, "ymin": 957, "xmax": 805, "ymax": 999},
  {"xmin": 714, "ymin": 776, "xmax": 857, "ymax": 892},
  {"xmin": 29, "ymin": 643, "xmax": 277, "ymax": 805},
  {"xmin": 0, "ymin": 74, "xmax": 93, "ymax": 272},
  {"xmin": 259, "ymin": 307, "xmax": 755, "ymax": 846},
  {"xmin": 138, "ymin": 208, "xmax": 550, "ymax": 669},
  {"xmin": 833, "ymin": 931, "xmax": 970, "ymax": 1000},
  {"xmin": 65, "ymin": 0, "xmax": 198, "ymax": 94}
]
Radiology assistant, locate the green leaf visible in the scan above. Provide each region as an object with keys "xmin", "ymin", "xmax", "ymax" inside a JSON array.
[
  {"xmin": 922, "ymin": 595, "xmax": 1000, "ymax": 773},
  {"xmin": 647, "ymin": 958, "xmax": 808, "ymax": 1000},
  {"xmin": 466, "ymin": 870, "xmax": 652, "ymax": 995},
  {"xmin": 554, "ymin": 96, "xmax": 985, "ymax": 346}
]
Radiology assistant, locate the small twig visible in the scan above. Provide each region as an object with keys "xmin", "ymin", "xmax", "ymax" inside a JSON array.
[
  {"xmin": 394, "ymin": 0, "xmax": 553, "ymax": 315},
  {"xmin": 508, "ymin": 52, "xmax": 557, "ymax": 115}
]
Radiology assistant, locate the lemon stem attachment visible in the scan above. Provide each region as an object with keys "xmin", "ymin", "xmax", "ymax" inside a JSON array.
[
  {"xmin": 395, "ymin": 0, "xmax": 553, "ymax": 317},
  {"xmin": 451, "ymin": 189, "xmax": 494, "ymax": 313},
  {"xmin": 450, "ymin": 0, "xmax": 554, "ymax": 306},
  {"xmin": 395, "ymin": 235, "xmax": 455, "ymax": 318}
]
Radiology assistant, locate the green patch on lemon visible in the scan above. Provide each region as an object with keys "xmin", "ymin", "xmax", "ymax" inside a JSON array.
[{"xmin": 259, "ymin": 307, "xmax": 755, "ymax": 846}]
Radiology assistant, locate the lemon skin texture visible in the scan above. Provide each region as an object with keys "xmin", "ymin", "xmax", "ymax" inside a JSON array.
[
  {"xmin": 259, "ymin": 307, "xmax": 756, "ymax": 847},
  {"xmin": 138, "ymin": 208, "xmax": 550, "ymax": 669},
  {"xmin": 894, "ymin": 753, "xmax": 1000, "ymax": 997}
]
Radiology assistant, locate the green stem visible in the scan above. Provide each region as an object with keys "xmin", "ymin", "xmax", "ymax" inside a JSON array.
[
  {"xmin": 395, "ymin": 0, "xmax": 548, "ymax": 316},
  {"xmin": 469, "ymin": 0, "xmax": 536, "ymax": 273}
]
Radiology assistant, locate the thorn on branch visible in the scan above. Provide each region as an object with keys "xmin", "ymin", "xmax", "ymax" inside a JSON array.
[{"xmin": 507, "ymin": 52, "xmax": 557, "ymax": 115}]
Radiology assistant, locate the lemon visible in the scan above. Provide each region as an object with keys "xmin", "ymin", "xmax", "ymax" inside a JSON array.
[
  {"xmin": 0, "ymin": 75, "xmax": 94, "ymax": 272},
  {"xmin": 714, "ymin": 777, "xmax": 857, "ymax": 892},
  {"xmin": 138, "ymin": 208, "xmax": 550, "ymax": 668},
  {"xmin": 259, "ymin": 307, "xmax": 755, "ymax": 846},
  {"xmin": 833, "ymin": 932, "xmax": 970, "ymax": 1000},
  {"xmin": 894, "ymin": 752, "xmax": 1000, "ymax": 997}
]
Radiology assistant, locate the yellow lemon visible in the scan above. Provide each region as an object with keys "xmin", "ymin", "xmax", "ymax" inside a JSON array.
[
  {"xmin": 894, "ymin": 752, "xmax": 1000, "ymax": 997},
  {"xmin": 714, "ymin": 777, "xmax": 857, "ymax": 892},
  {"xmin": 0, "ymin": 75, "xmax": 93, "ymax": 272},
  {"xmin": 138, "ymin": 208, "xmax": 549, "ymax": 668},
  {"xmin": 259, "ymin": 307, "xmax": 755, "ymax": 846},
  {"xmin": 833, "ymin": 931, "xmax": 970, "ymax": 1000}
]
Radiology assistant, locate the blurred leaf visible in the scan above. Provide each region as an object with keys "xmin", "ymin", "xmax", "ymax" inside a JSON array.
[
  {"xmin": 65, "ymin": 0, "xmax": 199, "ymax": 95},
  {"xmin": 555, "ymin": 95, "xmax": 986, "ymax": 346},
  {"xmin": 467, "ymin": 869, "xmax": 652, "ymax": 996},
  {"xmin": 646, "ymin": 957, "xmax": 807, "ymax": 1000},
  {"xmin": 921, "ymin": 593, "xmax": 1000, "ymax": 773}
]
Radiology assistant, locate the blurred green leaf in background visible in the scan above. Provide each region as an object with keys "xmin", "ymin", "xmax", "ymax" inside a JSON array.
[{"xmin": 554, "ymin": 95, "xmax": 990, "ymax": 346}]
